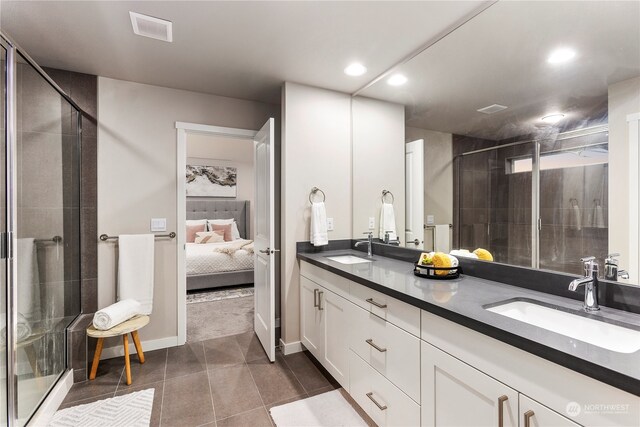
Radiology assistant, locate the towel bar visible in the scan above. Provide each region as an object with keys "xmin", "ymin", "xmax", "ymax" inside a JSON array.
[
  {"xmin": 309, "ymin": 187, "xmax": 326, "ymax": 203},
  {"xmin": 99, "ymin": 232, "xmax": 176, "ymax": 241},
  {"xmin": 34, "ymin": 236, "xmax": 63, "ymax": 244}
]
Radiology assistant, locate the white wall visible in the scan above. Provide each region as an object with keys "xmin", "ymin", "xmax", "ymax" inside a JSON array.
[
  {"xmin": 406, "ymin": 127, "xmax": 453, "ymax": 242},
  {"xmin": 352, "ymin": 96, "xmax": 405, "ymax": 238},
  {"xmin": 186, "ymin": 134, "xmax": 255, "ymax": 239},
  {"xmin": 281, "ymin": 82, "xmax": 352, "ymax": 345},
  {"xmin": 608, "ymin": 76, "xmax": 640, "ymax": 280},
  {"xmin": 98, "ymin": 77, "xmax": 279, "ymax": 349}
]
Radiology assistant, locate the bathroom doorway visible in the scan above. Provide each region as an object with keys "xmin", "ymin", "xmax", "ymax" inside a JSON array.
[{"xmin": 175, "ymin": 121, "xmax": 279, "ymax": 360}]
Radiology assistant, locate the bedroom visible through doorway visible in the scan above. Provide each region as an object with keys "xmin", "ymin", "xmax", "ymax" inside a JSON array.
[{"xmin": 184, "ymin": 132, "xmax": 257, "ymax": 343}]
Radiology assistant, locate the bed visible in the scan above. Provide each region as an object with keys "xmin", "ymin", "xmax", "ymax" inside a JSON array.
[{"xmin": 186, "ymin": 200, "xmax": 254, "ymax": 291}]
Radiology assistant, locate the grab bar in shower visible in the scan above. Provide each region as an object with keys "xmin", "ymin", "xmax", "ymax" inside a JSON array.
[{"xmin": 99, "ymin": 232, "xmax": 176, "ymax": 241}]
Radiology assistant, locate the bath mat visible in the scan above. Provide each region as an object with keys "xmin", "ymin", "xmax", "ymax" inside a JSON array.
[
  {"xmin": 269, "ymin": 389, "xmax": 367, "ymax": 427},
  {"xmin": 187, "ymin": 286, "xmax": 254, "ymax": 304},
  {"xmin": 49, "ymin": 389, "xmax": 154, "ymax": 427}
]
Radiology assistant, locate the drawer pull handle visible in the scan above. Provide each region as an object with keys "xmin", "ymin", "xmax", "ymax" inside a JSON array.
[
  {"xmin": 313, "ymin": 289, "xmax": 319, "ymax": 308},
  {"xmin": 366, "ymin": 392, "xmax": 387, "ymax": 411},
  {"xmin": 366, "ymin": 298, "xmax": 387, "ymax": 309},
  {"xmin": 498, "ymin": 395, "xmax": 508, "ymax": 427},
  {"xmin": 524, "ymin": 410, "xmax": 534, "ymax": 427},
  {"xmin": 365, "ymin": 339, "xmax": 387, "ymax": 352},
  {"xmin": 318, "ymin": 291, "xmax": 324, "ymax": 310}
]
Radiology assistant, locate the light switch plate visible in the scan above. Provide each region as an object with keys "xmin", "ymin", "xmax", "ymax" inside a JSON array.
[
  {"xmin": 327, "ymin": 218, "xmax": 334, "ymax": 231},
  {"xmin": 426, "ymin": 215, "xmax": 435, "ymax": 225},
  {"xmin": 151, "ymin": 218, "xmax": 167, "ymax": 232},
  {"xmin": 368, "ymin": 217, "xmax": 375, "ymax": 230}
]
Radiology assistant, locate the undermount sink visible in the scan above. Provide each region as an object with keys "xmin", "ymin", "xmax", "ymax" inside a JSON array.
[
  {"xmin": 326, "ymin": 255, "xmax": 373, "ymax": 265},
  {"xmin": 485, "ymin": 299, "xmax": 640, "ymax": 354}
]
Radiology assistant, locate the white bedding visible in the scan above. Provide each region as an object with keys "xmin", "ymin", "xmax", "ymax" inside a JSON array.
[{"xmin": 186, "ymin": 240, "xmax": 254, "ymax": 276}]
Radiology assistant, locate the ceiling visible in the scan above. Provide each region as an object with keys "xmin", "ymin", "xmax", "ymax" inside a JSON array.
[
  {"xmin": 0, "ymin": 0, "xmax": 489, "ymax": 104},
  {"xmin": 359, "ymin": 1, "xmax": 640, "ymax": 140}
]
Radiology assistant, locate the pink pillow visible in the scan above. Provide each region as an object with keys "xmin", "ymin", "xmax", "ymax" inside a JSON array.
[
  {"xmin": 211, "ymin": 223, "xmax": 233, "ymax": 241},
  {"xmin": 186, "ymin": 224, "xmax": 206, "ymax": 243}
]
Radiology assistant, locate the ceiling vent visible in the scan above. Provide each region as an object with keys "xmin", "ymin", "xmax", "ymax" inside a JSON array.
[
  {"xmin": 477, "ymin": 104, "xmax": 508, "ymax": 115},
  {"xmin": 130, "ymin": 12, "xmax": 173, "ymax": 42}
]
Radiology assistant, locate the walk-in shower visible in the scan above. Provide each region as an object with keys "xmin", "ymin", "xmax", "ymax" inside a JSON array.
[
  {"xmin": 456, "ymin": 125, "xmax": 609, "ymax": 275},
  {"xmin": 1, "ymin": 33, "xmax": 82, "ymax": 425}
]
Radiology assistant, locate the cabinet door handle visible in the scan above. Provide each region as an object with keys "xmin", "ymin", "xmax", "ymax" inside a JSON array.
[
  {"xmin": 365, "ymin": 339, "xmax": 387, "ymax": 352},
  {"xmin": 524, "ymin": 410, "xmax": 535, "ymax": 427},
  {"xmin": 313, "ymin": 289, "xmax": 319, "ymax": 308},
  {"xmin": 366, "ymin": 392, "xmax": 387, "ymax": 411},
  {"xmin": 318, "ymin": 291, "xmax": 324, "ymax": 310},
  {"xmin": 366, "ymin": 298, "xmax": 387, "ymax": 309},
  {"xmin": 498, "ymin": 395, "xmax": 508, "ymax": 427}
]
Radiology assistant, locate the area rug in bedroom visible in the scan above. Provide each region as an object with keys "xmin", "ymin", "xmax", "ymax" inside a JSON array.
[
  {"xmin": 49, "ymin": 389, "xmax": 154, "ymax": 427},
  {"xmin": 269, "ymin": 390, "xmax": 368, "ymax": 427},
  {"xmin": 187, "ymin": 285, "xmax": 254, "ymax": 304},
  {"xmin": 187, "ymin": 295, "xmax": 254, "ymax": 342}
]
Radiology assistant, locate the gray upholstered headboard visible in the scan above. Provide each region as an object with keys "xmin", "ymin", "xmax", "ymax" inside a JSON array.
[{"xmin": 186, "ymin": 200, "xmax": 250, "ymax": 239}]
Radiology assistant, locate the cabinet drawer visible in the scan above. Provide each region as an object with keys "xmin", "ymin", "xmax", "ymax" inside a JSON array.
[
  {"xmin": 349, "ymin": 350, "xmax": 420, "ymax": 427},
  {"xmin": 350, "ymin": 302, "xmax": 420, "ymax": 402},
  {"xmin": 350, "ymin": 281, "xmax": 420, "ymax": 337},
  {"xmin": 300, "ymin": 261, "xmax": 351, "ymax": 300}
]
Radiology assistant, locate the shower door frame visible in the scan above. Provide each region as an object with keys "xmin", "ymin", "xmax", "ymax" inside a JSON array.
[
  {"xmin": 456, "ymin": 124, "xmax": 610, "ymax": 270},
  {"xmin": 1, "ymin": 31, "xmax": 83, "ymax": 427}
]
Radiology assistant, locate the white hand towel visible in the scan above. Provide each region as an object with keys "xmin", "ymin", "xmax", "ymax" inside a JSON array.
[
  {"xmin": 434, "ymin": 224, "xmax": 451, "ymax": 253},
  {"xmin": 593, "ymin": 204, "xmax": 605, "ymax": 228},
  {"xmin": 379, "ymin": 203, "xmax": 397, "ymax": 241},
  {"xmin": 571, "ymin": 204, "xmax": 582, "ymax": 231},
  {"xmin": 118, "ymin": 234, "xmax": 155, "ymax": 315},
  {"xmin": 92, "ymin": 299, "xmax": 142, "ymax": 331},
  {"xmin": 17, "ymin": 238, "xmax": 41, "ymax": 322},
  {"xmin": 310, "ymin": 202, "xmax": 328, "ymax": 246}
]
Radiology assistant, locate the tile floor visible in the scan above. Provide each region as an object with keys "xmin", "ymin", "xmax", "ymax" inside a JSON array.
[{"xmin": 58, "ymin": 331, "xmax": 364, "ymax": 427}]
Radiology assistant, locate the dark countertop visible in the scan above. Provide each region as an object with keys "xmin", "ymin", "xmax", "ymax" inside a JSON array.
[{"xmin": 297, "ymin": 249, "xmax": 640, "ymax": 396}]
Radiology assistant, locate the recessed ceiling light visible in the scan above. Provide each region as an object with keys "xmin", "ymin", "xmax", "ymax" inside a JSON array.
[
  {"xmin": 130, "ymin": 11, "xmax": 173, "ymax": 42},
  {"xmin": 547, "ymin": 48, "xmax": 576, "ymax": 64},
  {"xmin": 541, "ymin": 113, "xmax": 565, "ymax": 124},
  {"xmin": 344, "ymin": 63, "xmax": 367, "ymax": 76},
  {"xmin": 387, "ymin": 74, "xmax": 408, "ymax": 86}
]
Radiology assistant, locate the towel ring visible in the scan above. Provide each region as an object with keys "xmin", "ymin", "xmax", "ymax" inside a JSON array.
[
  {"xmin": 382, "ymin": 190, "xmax": 394, "ymax": 204},
  {"xmin": 570, "ymin": 198, "xmax": 578, "ymax": 207},
  {"xmin": 594, "ymin": 198, "xmax": 601, "ymax": 206},
  {"xmin": 309, "ymin": 187, "xmax": 326, "ymax": 203}
]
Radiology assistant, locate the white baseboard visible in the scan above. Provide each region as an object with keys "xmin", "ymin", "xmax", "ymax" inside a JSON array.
[
  {"xmin": 100, "ymin": 336, "xmax": 179, "ymax": 360},
  {"xmin": 279, "ymin": 339, "xmax": 302, "ymax": 355},
  {"xmin": 28, "ymin": 369, "xmax": 73, "ymax": 426}
]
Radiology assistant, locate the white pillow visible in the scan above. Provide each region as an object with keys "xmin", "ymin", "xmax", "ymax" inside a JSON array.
[
  {"xmin": 208, "ymin": 219, "xmax": 241, "ymax": 240},
  {"xmin": 194, "ymin": 230, "xmax": 225, "ymax": 244},
  {"xmin": 186, "ymin": 219, "xmax": 207, "ymax": 227}
]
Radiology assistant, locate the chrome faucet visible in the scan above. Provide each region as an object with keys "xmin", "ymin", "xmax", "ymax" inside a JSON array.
[
  {"xmin": 568, "ymin": 256, "xmax": 600, "ymax": 312},
  {"xmin": 355, "ymin": 231, "xmax": 373, "ymax": 258},
  {"xmin": 604, "ymin": 253, "xmax": 630, "ymax": 281}
]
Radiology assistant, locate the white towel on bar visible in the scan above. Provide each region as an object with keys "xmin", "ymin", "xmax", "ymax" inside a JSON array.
[
  {"xmin": 570, "ymin": 204, "xmax": 582, "ymax": 231},
  {"xmin": 92, "ymin": 299, "xmax": 142, "ymax": 331},
  {"xmin": 379, "ymin": 203, "xmax": 397, "ymax": 241},
  {"xmin": 592, "ymin": 204, "xmax": 605, "ymax": 228},
  {"xmin": 118, "ymin": 234, "xmax": 155, "ymax": 315},
  {"xmin": 17, "ymin": 238, "xmax": 40, "ymax": 322},
  {"xmin": 434, "ymin": 224, "xmax": 451, "ymax": 253},
  {"xmin": 310, "ymin": 202, "xmax": 328, "ymax": 247}
]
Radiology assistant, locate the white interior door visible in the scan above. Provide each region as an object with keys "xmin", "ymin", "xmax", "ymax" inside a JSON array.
[
  {"xmin": 254, "ymin": 118, "xmax": 276, "ymax": 362},
  {"xmin": 405, "ymin": 139, "xmax": 424, "ymax": 249}
]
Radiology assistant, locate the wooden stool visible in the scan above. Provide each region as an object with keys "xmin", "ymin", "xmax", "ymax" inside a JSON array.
[{"xmin": 87, "ymin": 315, "xmax": 150, "ymax": 386}]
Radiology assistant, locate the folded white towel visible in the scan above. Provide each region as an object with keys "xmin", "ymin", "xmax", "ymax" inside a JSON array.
[
  {"xmin": 17, "ymin": 238, "xmax": 41, "ymax": 322},
  {"xmin": 118, "ymin": 234, "xmax": 155, "ymax": 315},
  {"xmin": 379, "ymin": 202, "xmax": 397, "ymax": 241},
  {"xmin": 310, "ymin": 202, "xmax": 328, "ymax": 246},
  {"xmin": 93, "ymin": 299, "xmax": 142, "ymax": 331}
]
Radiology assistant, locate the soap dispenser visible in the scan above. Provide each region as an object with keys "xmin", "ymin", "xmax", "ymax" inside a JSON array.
[{"xmin": 604, "ymin": 253, "xmax": 630, "ymax": 281}]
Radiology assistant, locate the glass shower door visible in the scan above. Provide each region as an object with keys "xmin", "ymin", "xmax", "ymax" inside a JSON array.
[{"xmin": 1, "ymin": 42, "xmax": 8, "ymax": 427}]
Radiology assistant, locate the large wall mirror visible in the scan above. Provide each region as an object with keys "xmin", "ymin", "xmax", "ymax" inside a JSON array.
[{"xmin": 352, "ymin": 1, "xmax": 640, "ymax": 284}]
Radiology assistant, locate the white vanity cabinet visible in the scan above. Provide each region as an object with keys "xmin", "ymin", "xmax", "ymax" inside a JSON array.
[
  {"xmin": 421, "ymin": 340, "xmax": 519, "ymax": 427},
  {"xmin": 299, "ymin": 273, "xmax": 350, "ymax": 388}
]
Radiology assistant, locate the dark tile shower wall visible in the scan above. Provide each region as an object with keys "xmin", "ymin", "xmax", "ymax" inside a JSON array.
[
  {"xmin": 453, "ymin": 130, "xmax": 609, "ymax": 276},
  {"xmin": 44, "ymin": 67, "xmax": 98, "ymax": 382}
]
